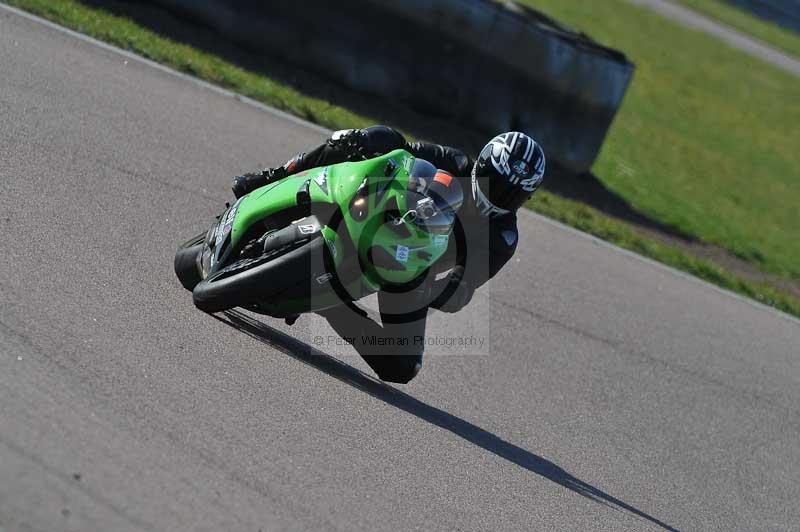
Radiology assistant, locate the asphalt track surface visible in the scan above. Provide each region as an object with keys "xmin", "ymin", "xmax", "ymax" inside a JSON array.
[
  {"xmin": 630, "ymin": 0, "xmax": 800, "ymax": 77},
  {"xmin": 2, "ymin": 6, "xmax": 800, "ymax": 532}
]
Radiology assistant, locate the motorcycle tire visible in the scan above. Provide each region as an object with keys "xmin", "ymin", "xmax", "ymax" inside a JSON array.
[
  {"xmin": 192, "ymin": 235, "xmax": 326, "ymax": 314},
  {"xmin": 174, "ymin": 232, "xmax": 206, "ymax": 291}
]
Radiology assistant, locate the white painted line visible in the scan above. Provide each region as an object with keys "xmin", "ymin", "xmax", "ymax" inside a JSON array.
[{"xmin": 3, "ymin": 1, "xmax": 797, "ymax": 326}]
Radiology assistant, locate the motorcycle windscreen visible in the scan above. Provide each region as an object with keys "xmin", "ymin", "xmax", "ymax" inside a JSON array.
[{"xmin": 407, "ymin": 159, "xmax": 463, "ymax": 235}]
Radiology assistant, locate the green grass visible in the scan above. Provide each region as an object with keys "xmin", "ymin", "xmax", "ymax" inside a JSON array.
[
  {"xmin": 673, "ymin": 0, "xmax": 800, "ymax": 58},
  {"xmin": 5, "ymin": 0, "xmax": 800, "ymax": 318},
  {"xmin": 516, "ymin": 0, "xmax": 800, "ymax": 280}
]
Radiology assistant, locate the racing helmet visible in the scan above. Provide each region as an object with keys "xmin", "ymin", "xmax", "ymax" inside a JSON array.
[{"xmin": 472, "ymin": 132, "xmax": 545, "ymax": 217}]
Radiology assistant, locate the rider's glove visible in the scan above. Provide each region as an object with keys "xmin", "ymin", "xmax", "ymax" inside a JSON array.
[
  {"xmin": 265, "ymin": 165, "xmax": 289, "ymax": 182},
  {"xmin": 433, "ymin": 266, "xmax": 474, "ymax": 313},
  {"xmin": 328, "ymin": 129, "xmax": 369, "ymax": 161},
  {"xmin": 231, "ymin": 166, "xmax": 289, "ymax": 199}
]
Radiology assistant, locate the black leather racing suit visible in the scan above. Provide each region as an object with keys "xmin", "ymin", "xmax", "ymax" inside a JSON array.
[{"xmin": 263, "ymin": 126, "xmax": 519, "ymax": 383}]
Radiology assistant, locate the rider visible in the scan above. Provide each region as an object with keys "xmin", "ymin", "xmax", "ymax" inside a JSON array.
[{"xmin": 231, "ymin": 126, "xmax": 545, "ymax": 384}]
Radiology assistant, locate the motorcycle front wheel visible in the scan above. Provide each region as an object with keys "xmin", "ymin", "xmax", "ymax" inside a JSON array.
[
  {"xmin": 192, "ymin": 235, "xmax": 327, "ymax": 314},
  {"xmin": 174, "ymin": 232, "xmax": 206, "ymax": 291}
]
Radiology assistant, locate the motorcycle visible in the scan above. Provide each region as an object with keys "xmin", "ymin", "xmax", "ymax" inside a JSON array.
[{"xmin": 174, "ymin": 149, "xmax": 463, "ymax": 319}]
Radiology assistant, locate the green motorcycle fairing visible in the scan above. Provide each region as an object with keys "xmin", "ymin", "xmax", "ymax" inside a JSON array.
[{"xmin": 219, "ymin": 149, "xmax": 455, "ymax": 306}]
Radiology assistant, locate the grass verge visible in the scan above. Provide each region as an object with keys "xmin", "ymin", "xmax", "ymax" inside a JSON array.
[
  {"xmin": 5, "ymin": 0, "xmax": 800, "ymax": 318},
  {"xmin": 517, "ymin": 0, "xmax": 800, "ymax": 281},
  {"xmin": 672, "ymin": 0, "xmax": 800, "ymax": 58}
]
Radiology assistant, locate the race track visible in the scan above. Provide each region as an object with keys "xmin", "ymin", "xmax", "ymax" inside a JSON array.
[
  {"xmin": 630, "ymin": 0, "xmax": 800, "ymax": 77},
  {"xmin": 2, "ymin": 6, "xmax": 799, "ymax": 531}
]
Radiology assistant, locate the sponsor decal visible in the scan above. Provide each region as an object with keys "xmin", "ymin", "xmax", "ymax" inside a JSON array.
[
  {"xmin": 435, "ymin": 267, "xmax": 454, "ymax": 281},
  {"xmin": 402, "ymin": 155, "xmax": 414, "ymax": 174},
  {"xmin": 512, "ymin": 159, "xmax": 530, "ymax": 178},
  {"xmin": 316, "ymin": 272, "xmax": 334, "ymax": 285},
  {"xmin": 298, "ymin": 223, "xmax": 318, "ymax": 235},
  {"xmin": 434, "ymin": 171, "xmax": 453, "ymax": 187},
  {"xmin": 327, "ymin": 239, "xmax": 337, "ymax": 259},
  {"xmin": 215, "ymin": 197, "xmax": 244, "ymax": 247},
  {"xmin": 313, "ymin": 167, "xmax": 329, "ymax": 195},
  {"xmin": 395, "ymin": 245, "xmax": 410, "ymax": 263}
]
